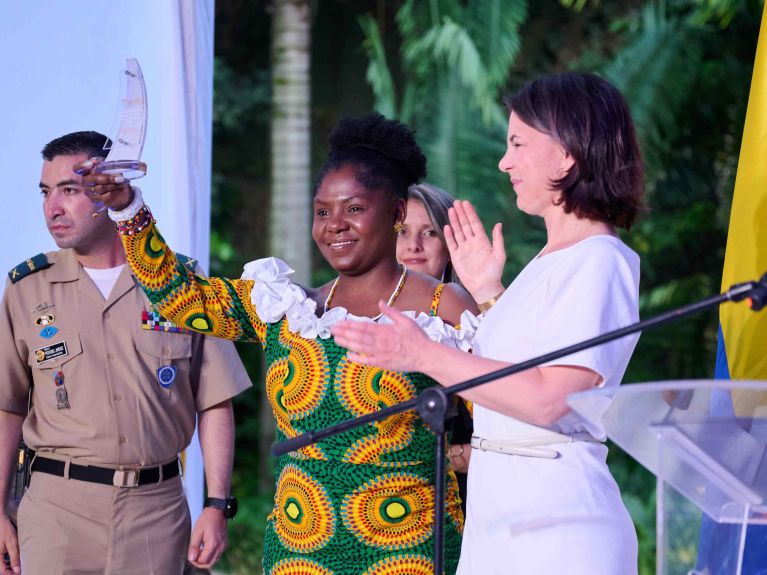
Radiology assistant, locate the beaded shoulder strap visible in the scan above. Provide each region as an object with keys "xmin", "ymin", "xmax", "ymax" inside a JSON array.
[{"xmin": 429, "ymin": 283, "xmax": 446, "ymax": 317}]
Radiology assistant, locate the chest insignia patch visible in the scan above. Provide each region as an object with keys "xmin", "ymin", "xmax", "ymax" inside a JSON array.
[
  {"xmin": 54, "ymin": 370, "xmax": 65, "ymax": 386},
  {"xmin": 141, "ymin": 310, "xmax": 192, "ymax": 334},
  {"xmin": 157, "ymin": 365, "xmax": 178, "ymax": 388},
  {"xmin": 34, "ymin": 341, "xmax": 68, "ymax": 364},
  {"xmin": 35, "ymin": 314, "xmax": 55, "ymax": 326},
  {"xmin": 39, "ymin": 326, "xmax": 59, "ymax": 339},
  {"xmin": 31, "ymin": 302, "xmax": 55, "ymax": 314}
]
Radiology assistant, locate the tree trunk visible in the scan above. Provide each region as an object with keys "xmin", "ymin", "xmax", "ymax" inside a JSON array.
[
  {"xmin": 270, "ymin": 0, "xmax": 312, "ymax": 283},
  {"xmin": 262, "ymin": 0, "xmax": 312, "ymax": 489}
]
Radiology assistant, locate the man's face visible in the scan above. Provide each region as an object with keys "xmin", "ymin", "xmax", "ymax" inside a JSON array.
[{"xmin": 40, "ymin": 153, "xmax": 114, "ymax": 252}]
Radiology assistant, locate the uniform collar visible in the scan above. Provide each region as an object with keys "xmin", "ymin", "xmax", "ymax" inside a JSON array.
[
  {"xmin": 108, "ymin": 265, "xmax": 137, "ymax": 305},
  {"xmin": 47, "ymin": 249, "xmax": 136, "ymax": 307},
  {"xmin": 46, "ymin": 249, "xmax": 81, "ymax": 283},
  {"xmin": 47, "ymin": 249, "xmax": 132, "ymax": 283}
]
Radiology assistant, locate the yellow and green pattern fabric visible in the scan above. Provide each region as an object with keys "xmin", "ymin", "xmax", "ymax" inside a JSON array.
[{"xmin": 121, "ymin": 216, "xmax": 464, "ymax": 574}]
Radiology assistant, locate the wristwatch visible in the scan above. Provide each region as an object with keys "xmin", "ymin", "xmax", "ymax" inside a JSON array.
[{"xmin": 204, "ymin": 496, "xmax": 238, "ymax": 519}]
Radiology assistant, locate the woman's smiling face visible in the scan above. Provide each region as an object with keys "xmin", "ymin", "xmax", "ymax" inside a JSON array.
[
  {"xmin": 396, "ymin": 199, "xmax": 449, "ymax": 280},
  {"xmin": 312, "ymin": 164, "xmax": 404, "ymax": 275},
  {"xmin": 498, "ymin": 111, "xmax": 574, "ymax": 218}
]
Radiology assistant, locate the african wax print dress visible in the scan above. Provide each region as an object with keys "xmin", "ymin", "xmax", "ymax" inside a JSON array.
[{"xmin": 117, "ymin": 206, "xmax": 479, "ymax": 575}]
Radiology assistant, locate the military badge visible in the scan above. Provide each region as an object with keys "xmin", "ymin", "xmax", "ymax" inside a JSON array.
[
  {"xmin": 141, "ymin": 310, "xmax": 193, "ymax": 334},
  {"xmin": 8, "ymin": 253, "xmax": 51, "ymax": 284},
  {"xmin": 35, "ymin": 314, "xmax": 55, "ymax": 327},
  {"xmin": 31, "ymin": 302, "xmax": 55, "ymax": 314},
  {"xmin": 157, "ymin": 365, "xmax": 178, "ymax": 388},
  {"xmin": 40, "ymin": 326, "xmax": 59, "ymax": 338},
  {"xmin": 34, "ymin": 341, "xmax": 68, "ymax": 364},
  {"xmin": 53, "ymin": 370, "xmax": 69, "ymax": 409},
  {"xmin": 55, "ymin": 387, "xmax": 70, "ymax": 409}
]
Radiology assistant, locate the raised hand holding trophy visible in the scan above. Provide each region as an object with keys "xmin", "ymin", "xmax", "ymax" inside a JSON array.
[{"xmin": 78, "ymin": 58, "xmax": 147, "ymax": 216}]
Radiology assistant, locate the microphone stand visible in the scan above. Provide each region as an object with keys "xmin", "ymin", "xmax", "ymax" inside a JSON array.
[{"xmin": 272, "ymin": 273, "xmax": 767, "ymax": 575}]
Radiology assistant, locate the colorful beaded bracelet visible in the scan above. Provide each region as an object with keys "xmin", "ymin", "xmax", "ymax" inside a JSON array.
[{"xmin": 115, "ymin": 205, "xmax": 154, "ymax": 235}]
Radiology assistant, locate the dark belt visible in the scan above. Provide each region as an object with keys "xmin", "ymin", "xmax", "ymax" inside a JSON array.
[{"xmin": 31, "ymin": 456, "xmax": 180, "ymax": 488}]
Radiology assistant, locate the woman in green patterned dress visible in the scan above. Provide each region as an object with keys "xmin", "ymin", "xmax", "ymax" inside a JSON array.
[{"xmin": 82, "ymin": 114, "xmax": 478, "ymax": 575}]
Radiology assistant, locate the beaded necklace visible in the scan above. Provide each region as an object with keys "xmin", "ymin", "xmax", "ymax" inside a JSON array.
[{"xmin": 324, "ymin": 266, "xmax": 408, "ymax": 321}]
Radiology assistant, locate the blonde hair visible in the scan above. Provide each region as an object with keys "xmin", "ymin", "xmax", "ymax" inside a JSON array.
[{"xmin": 406, "ymin": 183, "xmax": 459, "ymax": 284}]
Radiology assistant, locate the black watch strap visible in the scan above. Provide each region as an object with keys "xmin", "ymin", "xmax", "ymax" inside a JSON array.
[{"xmin": 204, "ymin": 496, "xmax": 238, "ymax": 519}]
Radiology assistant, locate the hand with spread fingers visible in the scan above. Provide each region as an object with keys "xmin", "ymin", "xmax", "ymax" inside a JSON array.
[
  {"xmin": 73, "ymin": 157, "xmax": 134, "ymax": 211},
  {"xmin": 445, "ymin": 200, "xmax": 506, "ymax": 303},
  {"xmin": 331, "ymin": 302, "xmax": 433, "ymax": 374}
]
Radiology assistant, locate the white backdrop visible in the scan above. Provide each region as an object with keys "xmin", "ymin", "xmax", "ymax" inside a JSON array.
[{"xmin": 0, "ymin": 0, "xmax": 214, "ymax": 522}]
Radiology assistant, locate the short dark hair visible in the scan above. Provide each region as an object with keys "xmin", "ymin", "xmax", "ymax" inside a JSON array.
[
  {"xmin": 505, "ymin": 73, "xmax": 644, "ymax": 229},
  {"xmin": 41, "ymin": 131, "xmax": 111, "ymax": 162},
  {"xmin": 314, "ymin": 114, "xmax": 427, "ymax": 201}
]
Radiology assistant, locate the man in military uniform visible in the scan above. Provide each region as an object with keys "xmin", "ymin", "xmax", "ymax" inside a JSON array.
[{"xmin": 0, "ymin": 131, "xmax": 252, "ymax": 574}]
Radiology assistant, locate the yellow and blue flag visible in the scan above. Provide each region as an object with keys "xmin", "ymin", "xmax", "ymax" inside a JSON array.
[
  {"xmin": 699, "ymin": 5, "xmax": 767, "ymax": 574},
  {"xmin": 715, "ymin": 7, "xmax": 767, "ymax": 387}
]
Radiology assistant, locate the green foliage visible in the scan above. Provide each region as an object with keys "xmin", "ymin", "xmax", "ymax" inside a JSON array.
[
  {"xmin": 361, "ymin": 0, "xmax": 524, "ymax": 122},
  {"xmin": 359, "ymin": 0, "xmax": 533, "ymax": 279},
  {"xmin": 688, "ymin": 0, "xmax": 753, "ymax": 27},
  {"xmin": 622, "ymin": 489, "xmax": 658, "ymax": 575},
  {"xmin": 560, "ymin": 0, "xmax": 602, "ymax": 11},
  {"xmin": 359, "ymin": 2, "xmax": 760, "ymax": 573},
  {"xmin": 218, "ymin": 492, "xmax": 274, "ymax": 574},
  {"xmin": 358, "ymin": 15, "xmax": 397, "ymax": 118},
  {"xmin": 603, "ymin": 2, "xmax": 705, "ymax": 174},
  {"xmin": 566, "ymin": 2, "xmax": 760, "ymax": 571},
  {"xmin": 211, "ymin": 0, "xmax": 763, "ymax": 571}
]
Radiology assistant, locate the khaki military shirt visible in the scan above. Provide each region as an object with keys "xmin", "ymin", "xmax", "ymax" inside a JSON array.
[{"xmin": 0, "ymin": 249, "xmax": 252, "ymax": 467}]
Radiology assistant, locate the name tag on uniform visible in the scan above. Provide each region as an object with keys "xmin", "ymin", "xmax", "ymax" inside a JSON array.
[{"xmin": 34, "ymin": 341, "xmax": 68, "ymax": 364}]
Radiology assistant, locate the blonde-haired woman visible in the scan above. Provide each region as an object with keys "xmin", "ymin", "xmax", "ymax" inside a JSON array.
[{"xmin": 397, "ymin": 183, "xmax": 473, "ymax": 513}]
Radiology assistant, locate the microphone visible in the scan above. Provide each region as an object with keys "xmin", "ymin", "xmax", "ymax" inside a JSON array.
[
  {"xmin": 724, "ymin": 271, "xmax": 767, "ymax": 311},
  {"xmin": 748, "ymin": 272, "xmax": 767, "ymax": 311}
]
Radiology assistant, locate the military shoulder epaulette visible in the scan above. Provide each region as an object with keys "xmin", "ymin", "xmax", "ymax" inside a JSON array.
[
  {"xmin": 8, "ymin": 253, "xmax": 52, "ymax": 284},
  {"xmin": 176, "ymin": 253, "xmax": 199, "ymax": 272}
]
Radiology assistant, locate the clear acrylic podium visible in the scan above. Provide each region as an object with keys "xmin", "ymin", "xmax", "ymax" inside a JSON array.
[{"xmin": 568, "ymin": 380, "xmax": 767, "ymax": 575}]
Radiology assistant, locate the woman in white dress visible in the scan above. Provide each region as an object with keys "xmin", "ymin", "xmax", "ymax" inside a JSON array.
[{"xmin": 332, "ymin": 72, "xmax": 645, "ymax": 574}]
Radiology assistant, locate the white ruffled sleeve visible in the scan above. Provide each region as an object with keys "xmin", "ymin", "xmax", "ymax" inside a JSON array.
[{"xmin": 241, "ymin": 257, "xmax": 310, "ymax": 324}]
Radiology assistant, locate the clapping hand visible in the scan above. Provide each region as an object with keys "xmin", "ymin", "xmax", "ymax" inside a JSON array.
[{"xmin": 445, "ymin": 200, "xmax": 506, "ymax": 303}]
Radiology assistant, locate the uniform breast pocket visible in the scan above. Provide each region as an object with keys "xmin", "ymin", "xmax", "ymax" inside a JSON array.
[
  {"xmin": 29, "ymin": 333, "xmax": 84, "ymax": 369},
  {"xmin": 29, "ymin": 333, "xmax": 84, "ymax": 409},
  {"xmin": 135, "ymin": 330, "xmax": 194, "ymax": 399}
]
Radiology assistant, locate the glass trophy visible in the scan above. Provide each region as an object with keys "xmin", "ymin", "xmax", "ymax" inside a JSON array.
[{"xmin": 95, "ymin": 57, "xmax": 148, "ymax": 179}]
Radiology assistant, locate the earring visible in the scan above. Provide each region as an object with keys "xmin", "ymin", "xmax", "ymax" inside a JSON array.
[{"xmin": 393, "ymin": 222, "xmax": 404, "ymax": 233}]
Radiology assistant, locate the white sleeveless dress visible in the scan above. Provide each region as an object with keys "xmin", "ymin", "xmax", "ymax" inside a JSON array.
[{"xmin": 457, "ymin": 236, "xmax": 641, "ymax": 575}]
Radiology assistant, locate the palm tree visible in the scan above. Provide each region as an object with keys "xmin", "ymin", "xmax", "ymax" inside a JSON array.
[{"xmin": 359, "ymin": 0, "xmax": 537, "ymax": 274}]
